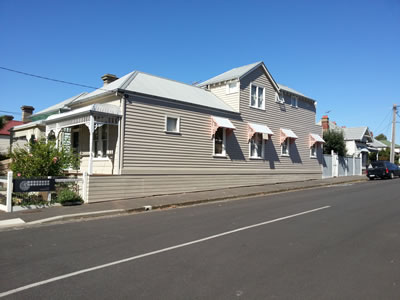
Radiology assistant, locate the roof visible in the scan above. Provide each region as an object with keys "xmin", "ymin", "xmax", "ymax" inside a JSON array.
[
  {"xmin": 31, "ymin": 92, "xmax": 88, "ymax": 120},
  {"xmin": 0, "ymin": 119, "xmax": 24, "ymax": 135},
  {"xmin": 71, "ymin": 71, "xmax": 237, "ymax": 113},
  {"xmin": 367, "ymin": 138, "xmax": 388, "ymax": 149},
  {"xmin": 278, "ymin": 83, "xmax": 315, "ymax": 102},
  {"xmin": 197, "ymin": 61, "xmax": 280, "ymax": 92},
  {"xmin": 46, "ymin": 104, "xmax": 121, "ymax": 123},
  {"xmin": 12, "ymin": 120, "xmax": 46, "ymax": 131},
  {"xmin": 377, "ymin": 139, "xmax": 400, "ymax": 149},
  {"xmin": 342, "ymin": 127, "xmax": 372, "ymax": 141}
]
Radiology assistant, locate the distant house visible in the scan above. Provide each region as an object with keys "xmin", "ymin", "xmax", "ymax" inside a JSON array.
[
  {"xmin": 11, "ymin": 62, "xmax": 325, "ymax": 202},
  {"xmin": 0, "ymin": 116, "xmax": 24, "ymax": 154}
]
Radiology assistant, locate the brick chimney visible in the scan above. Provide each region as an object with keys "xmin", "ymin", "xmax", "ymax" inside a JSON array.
[
  {"xmin": 4, "ymin": 115, "xmax": 14, "ymax": 121},
  {"xmin": 21, "ymin": 105, "xmax": 34, "ymax": 123},
  {"xmin": 101, "ymin": 74, "xmax": 118, "ymax": 86},
  {"xmin": 321, "ymin": 115, "xmax": 329, "ymax": 132}
]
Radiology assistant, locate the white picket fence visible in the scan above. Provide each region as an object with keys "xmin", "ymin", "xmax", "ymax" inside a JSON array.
[
  {"xmin": 0, "ymin": 171, "xmax": 88, "ymax": 213},
  {"xmin": 322, "ymin": 152, "xmax": 362, "ymax": 179}
]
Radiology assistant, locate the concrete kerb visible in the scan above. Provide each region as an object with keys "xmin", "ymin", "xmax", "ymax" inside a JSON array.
[{"xmin": 1, "ymin": 177, "xmax": 367, "ymax": 229}]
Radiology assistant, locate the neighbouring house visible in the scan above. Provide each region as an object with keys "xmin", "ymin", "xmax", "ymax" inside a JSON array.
[
  {"xmin": 0, "ymin": 115, "xmax": 24, "ymax": 154},
  {"xmin": 375, "ymin": 140, "xmax": 400, "ymax": 154},
  {"xmin": 11, "ymin": 62, "xmax": 325, "ymax": 202}
]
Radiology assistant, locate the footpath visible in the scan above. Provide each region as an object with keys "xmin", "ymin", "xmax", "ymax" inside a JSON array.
[{"xmin": 0, "ymin": 176, "xmax": 367, "ymax": 229}]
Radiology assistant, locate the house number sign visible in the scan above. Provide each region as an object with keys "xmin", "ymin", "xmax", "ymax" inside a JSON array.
[{"xmin": 13, "ymin": 179, "xmax": 56, "ymax": 192}]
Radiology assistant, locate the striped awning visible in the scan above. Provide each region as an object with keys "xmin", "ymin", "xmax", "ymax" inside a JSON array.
[
  {"xmin": 309, "ymin": 133, "xmax": 325, "ymax": 147},
  {"xmin": 248, "ymin": 122, "xmax": 274, "ymax": 140},
  {"xmin": 280, "ymin": 128, "xmax": 298, "ymax": 144},
  {"xmin": 211, "ymin": 116, "xmax": 236, "ymax": 136}
]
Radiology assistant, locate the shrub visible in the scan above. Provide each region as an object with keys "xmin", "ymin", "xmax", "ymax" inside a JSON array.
[
  {"xmin": 323, "ymin": 130, "xmax": 347, "ymax": 157},
  {"xmin": 57, "ymin": 188, "xmax": 83, "ymax": 206}
]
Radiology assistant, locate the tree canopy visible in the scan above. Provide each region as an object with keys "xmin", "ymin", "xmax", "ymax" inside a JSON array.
[
  {"xmin": 323, "ymin": 130, "xmax": 347, "ymax": 156},
  {"xmin": 375, "ymin": 133, "xmax": 387, "ymax": 141}
]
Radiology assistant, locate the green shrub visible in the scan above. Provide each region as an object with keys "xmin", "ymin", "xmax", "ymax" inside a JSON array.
[{"xmin": 57, "ymin": 188, "xmax": 83, "ymax": 206}]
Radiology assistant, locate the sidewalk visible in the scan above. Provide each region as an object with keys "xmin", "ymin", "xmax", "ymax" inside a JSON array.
[{"xmin": 0, "ymin": 176, "xmax": 367, "ymax": 228}]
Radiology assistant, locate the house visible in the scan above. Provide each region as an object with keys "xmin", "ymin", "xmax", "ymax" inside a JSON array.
[
  {"xmin": 12, "ymin": 62, "xmax": 325, "ymax": 202},
  {"xmin": 0, "ymin": 115, "xmax": 24, "ymax": 154}
]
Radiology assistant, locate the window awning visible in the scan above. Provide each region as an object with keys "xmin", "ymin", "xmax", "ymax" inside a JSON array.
[
  {"xmin": 211, "ymin": 116, "xmax": 236, "ymax": 136},
  {"xmin": 280, "ymin": 128, "xmax": 298, "ymax": 144},
  {"xmin": 248, "ymin": 122, "xmax": 274, "ymax": 140},
  {"xmin": 309, "ymin": 133, "xmax": 325, "ymax": 147}
]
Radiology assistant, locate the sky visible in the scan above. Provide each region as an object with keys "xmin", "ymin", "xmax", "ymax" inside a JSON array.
[{"xmin": 1, "ymin": 0, "xmax": 399, "ymax": 141}]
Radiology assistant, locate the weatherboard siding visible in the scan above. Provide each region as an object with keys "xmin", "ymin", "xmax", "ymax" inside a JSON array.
[{"xmin": 209, "ymin": 84, "xmax": 240, "ymax": 112}]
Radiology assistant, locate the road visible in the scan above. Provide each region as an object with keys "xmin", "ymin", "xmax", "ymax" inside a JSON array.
[{"xmin": 0, "ymin": 179, "xmax": 399, "ymax": 299}]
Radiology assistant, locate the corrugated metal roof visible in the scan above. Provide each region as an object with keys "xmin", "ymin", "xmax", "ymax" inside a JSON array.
[
  {"xmin": 32, "ymin": 92, "xmax": 88, "ymax": 117},
  {"xmin": 248, "ymin": 122, "xmax": 274, "ymax": 135},
  {"xmin": 211, "ymin": 116, "xmax": 236, "ymax": 129},
  {"xmin": 310, "ymin": 133, "xmax": 325, "ymax": 143},
  {"xmin": 342, "ymin": 127, "xmax": 371, "ymax": 141},
  {"xmin": 367, "ymin": 138, "xmax": 388, "ymax": 148},
  {"xmin": 123, "ymin": 72, "xmax": 237, "ymax": 113},
  {"xmin": 0, "ymin": 120, "xmax": 24, "ymax": 135},
  {"xmin": 198, "ymin": 62, "xmax": 263, "ymax": 86},
  {"xmin": 12, "ymin": 120, "xmax": 45, "ymax": 131},
  {"xmin": 278, "ymin": 83, "xmax": 315, "ymax": 101}
]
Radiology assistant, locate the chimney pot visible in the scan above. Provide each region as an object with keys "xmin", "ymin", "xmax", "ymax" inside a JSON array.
[
  {"xmin": 4, "ymin": 115, "xmax": 14, "ymax": 121},
  {"xmin": 21, "ymin": 105, "xmax": 34, "ymax": 123},
  {"xmin": 101, "ymin": 74, "xmax": 118, "ymax": 85}
]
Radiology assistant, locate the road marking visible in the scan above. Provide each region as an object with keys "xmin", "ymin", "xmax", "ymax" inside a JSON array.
[{"xmin": 0, "ymin": 205, "xmax": 330, "ymax": 298}]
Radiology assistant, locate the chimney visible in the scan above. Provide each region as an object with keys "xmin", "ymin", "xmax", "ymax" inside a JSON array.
[
  {"xmin": 21, "ymin": 105, "xmax": 34, "ymax": 123},
  {"xmin": 101, "ymin": 74, "xmax": 118, "ymax": 85},
  {"xmin": 4, "ymin": 115, "xmax": 14, "ymax": 121},
  {"xmin": 321, "ymin": 115, "xmax": 329, "ymax": 132}
]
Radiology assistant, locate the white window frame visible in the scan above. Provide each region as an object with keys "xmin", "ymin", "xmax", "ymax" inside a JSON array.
[
  {"xmin": 249, "ymin": 84, "xmax": 265, "ymax": 110},
  {"xmin": 213, "ymin": 127, "xmax": 226, "ymax": 157},
  {"xmin": 93, "ymin": 124, "xmax": 109, "ymax": 160},
  {"xmin": 249, "ymin": 132, "xmax": 264, "ymax": 159},
  {"xmin": 72, "ymin": 128, "xmax": 80, "ymax": 153},
  {"xmin": 275, "ymin": 92, "xmax": 284, "ymax": 104},
  {"xmin": 226, "ymin": 81, "xmax": 238, "ymax": 94},
  {"xmin": 291, "ymin": 96, "xmax": 298, "ymax": 108},
  {"xmin": 165, "ymin": 116, "xmax": 180, "ymax": 134},
  {"xmin": 281, "ymin": 138, "xmax": 290, "ymax": 156},
  {"xmin": 310, "ymin": 143, "xmax": 318, "ymax": 158}
]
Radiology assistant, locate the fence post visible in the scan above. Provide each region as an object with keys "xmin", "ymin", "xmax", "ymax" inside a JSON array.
[
  {"xmin": 6, "ymin": 171, "xmax": 13, "ymax": 213},
  {"xmin": 82, "ymin": 171, "xmax": 88, "ymax": 204}
]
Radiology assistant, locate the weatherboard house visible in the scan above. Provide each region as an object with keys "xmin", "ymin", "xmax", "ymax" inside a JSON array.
[{"xmin": 12, "ymin": 62, "xmax": 324, "ymax": 202}]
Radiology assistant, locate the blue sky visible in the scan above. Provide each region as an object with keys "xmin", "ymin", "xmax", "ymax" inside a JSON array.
[{"xmin": 1, "ymin": 0, "xmax": 399, "ymax": 140}]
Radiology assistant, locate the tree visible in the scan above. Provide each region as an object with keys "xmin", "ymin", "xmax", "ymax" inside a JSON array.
[
  {"xmin": 10, "ymin": 139, "xmax": 80, "ymax": 177},
  {"xmin": 0, "ymin": 116, "xmax": 4, "ymax": 130},
  {"xmin": 375, "ymin": 133, "xmax": 387, "ymax": 141},
  {"xmin": 323, "ymin": 130, "xmax": 347, "ymax": 156}
]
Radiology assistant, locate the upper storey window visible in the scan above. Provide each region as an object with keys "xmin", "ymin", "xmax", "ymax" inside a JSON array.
[
  {"xmin": 226, "ymin": 82, "xmax": 238, "ymax": 94},
  {"xmin": 250, "ymin": 84, "xmax": 265, "ymax": 110}
]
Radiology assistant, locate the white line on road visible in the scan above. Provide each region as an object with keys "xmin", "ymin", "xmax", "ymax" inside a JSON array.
[{"xmin": 0, "ymin": 205, "xmax": 330, "ymax": 298}]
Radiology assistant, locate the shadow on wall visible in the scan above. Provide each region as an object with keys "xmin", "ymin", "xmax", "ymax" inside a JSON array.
[
  {"xmin": 264, "ymin": 139, "xmax": 280, "ymax": 169},
  {"xmin": 318, "ymin": 146, "xmax": 326, "ymax": 166},
  {"xmin": 226, "ymin": 132, "xmax": 245, "ymax": 161},
  {"xmin": 290, "ymin": 142, "xmax": 302, "ymax": 164}
]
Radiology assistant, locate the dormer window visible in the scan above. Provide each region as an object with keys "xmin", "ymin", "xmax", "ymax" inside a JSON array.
[
  {"xmin": 291, "ymin": 96, "xmax": 298, "ymax": 108},
  {"xmin": 226, "ymin": 82, "xmax": 238, "ymax": 94}
]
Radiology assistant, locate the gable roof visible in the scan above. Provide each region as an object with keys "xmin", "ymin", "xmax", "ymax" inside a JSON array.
[
  {"xmin": 70, "ymin": 71, "xmax": 237, "ymax": 113},
  {"xmin": 377, "ymin": 139, "xmax": 400, "ymax": 149},
  {"xmin": 342, "ymin": 127, "xmax": 372, "ymax": 141},
  {"xmin": 0, "ymin": 119, "xmax": 24, "ymax": 136},
  {"xmin": 197, "ymin": 61, "xmax": 280, "ymax": 92},
  {"xmin": 278, "ymin": 83, "xmax": 315, "ymax": 102},
  {"xmin": 367, "ymin": 138, "xmax": 389, "ymax": 148}
]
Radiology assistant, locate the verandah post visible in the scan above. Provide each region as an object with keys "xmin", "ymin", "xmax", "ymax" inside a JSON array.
[{"xmin": 6, "ymin": 171, "xmax": 13, "ymax": 213}]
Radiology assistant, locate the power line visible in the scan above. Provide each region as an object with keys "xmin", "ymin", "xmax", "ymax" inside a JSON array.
[
  {"xmin": 0, "ymin": 110, "xmax": 21, "ymax": 115},
  {"xmin": 0, "ymin": 66, "xmax": 109, "ymax": 91}
]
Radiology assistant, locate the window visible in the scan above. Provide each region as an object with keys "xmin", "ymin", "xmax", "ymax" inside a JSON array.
[
  {"xmin": 250, "ymin": 84, "xmax": 265, "ymax": 109},
  {"xmin": 249, "ymin": 133, "xmax": 264, "ymax": 159},
  {"xmin": 281, "ymin": 138, "xmax": 290, "ymax": 156},
  {"xmin": 72, "ymin": 130, "xmax": 79, "ymax": 153},
  {"xmin": 214, "ymin": 127, "xmax": 226, "ymax": 156},
  {"xmin": 226, "ymin": 82, "xmax": 238, "ymax": 94},
  {"xmin": 291, "ymin": 96, "xmax": 298, "ymax": 107},
  {"xmin": 275, "ymin": 92, "xmax": 284, "ymax": 103},
  {"xmin": 93, "ymin": 125, "xmax": 108, "ymax": 158},
  {"xmin": 310, "ymin": 143, "xmax": 317, "ymax": 158},
  {"xmin": 165, "ymin": 116, "xmax": 180, "ymax": 133}
]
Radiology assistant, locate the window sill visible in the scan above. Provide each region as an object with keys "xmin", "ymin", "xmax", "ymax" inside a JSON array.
[
  {"xmin": 280, "ymin": 154, "xmax": 290, "ymax": 157},
  {"xmin": 164, "ymin": 131, "xmax": 181, "ymax": 135},
  {"xmin": 291, "ymin": 105, "xmax": 298, "ymax": 109},
  {"xmin": 93, "ymin": 157, "xmax": 110, "ymax": 161},
  {"xmin": 310, "ymin": 156, "xmax": 317, "ymax": 159},
  {"xmin": 249, "ymin": 105, "xmax": 265, "ymax": 111},
  {"xmin": 213, "ymin": 154, "xmax": 227, "ymax": 158},
  {"xmin": 249, "ymin": 157, "xmax": 264, "ymax": 160}
]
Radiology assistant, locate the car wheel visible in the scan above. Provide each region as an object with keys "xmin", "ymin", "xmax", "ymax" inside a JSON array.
[
  {"xmin": 369, "ymin": 177, "xmax": 374, "ymax": 180},
  {"xmin": 390, "ymin": 172, "xmax": 395, "ymax": 179}
]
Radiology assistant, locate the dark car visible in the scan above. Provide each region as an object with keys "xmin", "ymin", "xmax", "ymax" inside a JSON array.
[{"xmin": 366, "ymin": 161, "xmax": 400, "ymax": 180}]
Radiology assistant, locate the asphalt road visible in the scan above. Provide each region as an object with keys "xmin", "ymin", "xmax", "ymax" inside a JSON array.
[{"xmin": 0, "ymin": 178, "xmax": 399, "ymax": 299}]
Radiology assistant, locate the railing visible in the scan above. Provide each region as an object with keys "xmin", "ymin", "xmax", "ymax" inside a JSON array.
[{"xmin": 0, "ymin": 171, "xmax": 88, "ymax": 213}]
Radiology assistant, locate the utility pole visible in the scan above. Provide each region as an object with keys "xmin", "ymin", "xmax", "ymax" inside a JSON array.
[{"xmin": 390, "ymin": 104, "xmax": 397, "ymax": 163}]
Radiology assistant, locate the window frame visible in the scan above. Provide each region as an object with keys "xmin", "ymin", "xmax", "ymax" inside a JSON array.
[
  {"xmin": 93, "ymin": 124, "xmax": 109, "ymax": 160},
  {"xmin": 213, "ymin": 127, "xmax": 227, "ymax": 157},
  {"xmin": 226, "ymin": 81, "xmax": 239, "ymax": 94},
  {"xmin": 165, "ymin": 115, "xmax": 180, "ymax": 134},
  {"xmin": 249, "ymin": 83, "xmax": 265, "ymax": 110},
  {"xmin": 291, "ymin": 96, "xmax": 298, "ymax": 108},
  {"xmin": 310, "ymin": 143, "xmax": 317, "ymax": 158},
  {"xmin": 249, "ymin": 132, "xmax": 264, "ymax": 159},
  {"xmin": 281, "ymin": 138, "xmax": 290, "ymax": 156}
]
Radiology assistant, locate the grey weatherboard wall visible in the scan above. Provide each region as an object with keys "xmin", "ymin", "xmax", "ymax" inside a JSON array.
[{"xmin": 87, "ymin": 67, "xmax": 324, "ymax": 203}]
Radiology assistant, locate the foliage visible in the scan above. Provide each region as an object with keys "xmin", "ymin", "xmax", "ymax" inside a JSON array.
[
  {"xmin": 9, "ymin": 139, "xmax": 80, "ymax": 177},
  {"xmin": 12, "ymin": 193, "xmax": 48, "ymax": 207},
  {"xmin": 0, "ymin": 116, "xmax": 4, "ymax": 130},
  {"xmin": 323, "ymin": 130, "xmax": 347, "ymax": 156},
  {"xmin": 56, "ymin": 188, "xmax": 83, "ymax": 205},
  {"xmin": 368, "ymin": 148, "xmax": 399, "ymax": 163},
  {"xmin": 375, "ymin": 133, "xmax": 387, "ymax": 141}
]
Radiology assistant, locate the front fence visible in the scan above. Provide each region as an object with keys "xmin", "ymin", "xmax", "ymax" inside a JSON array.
[
  {"xmin": 322, "ymin": 154, "xmax": 362, "ymax": 179},
  {"xmin": 0, "ymin": 171, "xmax": 88, "ymax": 213}
]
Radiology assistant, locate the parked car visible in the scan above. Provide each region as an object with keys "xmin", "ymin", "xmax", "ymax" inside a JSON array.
[{"xmin": 366, "ymin": 161, "xmax": 400, "ymax": 180}]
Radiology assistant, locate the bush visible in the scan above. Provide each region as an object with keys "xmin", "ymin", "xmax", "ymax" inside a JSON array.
[
  {"xmin": 57, "ymin": 188, "xmax": 83, "ymax": 206},
  {"xmin": 323, "ymin": 130, "xmax": 347, "ymax": 157}
]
